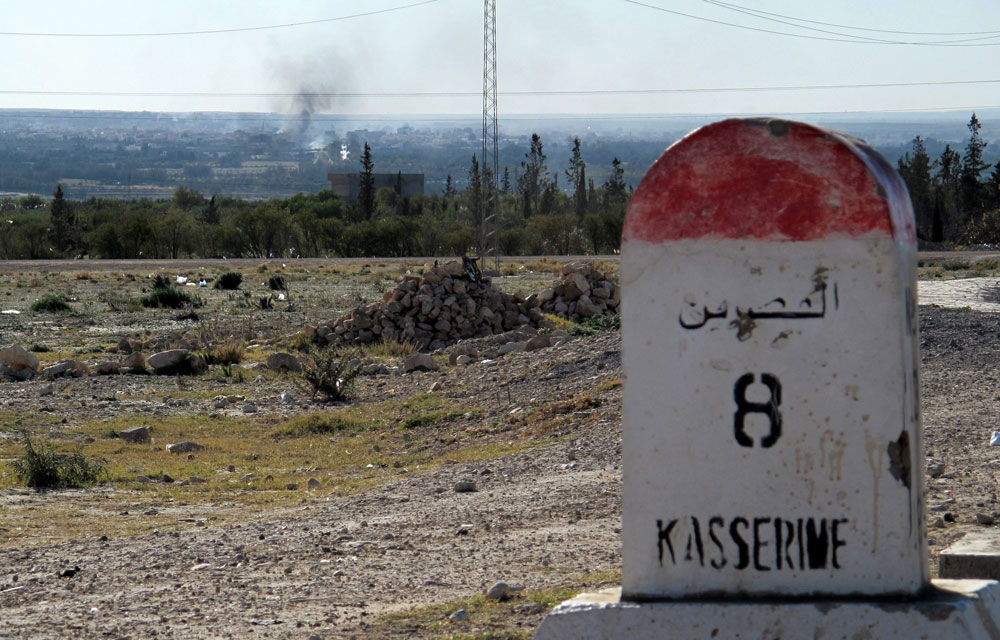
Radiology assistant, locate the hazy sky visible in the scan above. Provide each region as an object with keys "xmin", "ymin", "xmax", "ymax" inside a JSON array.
[{"xmin": 2, "ymin": 0, "xmax": 1000, "ymax": 116}]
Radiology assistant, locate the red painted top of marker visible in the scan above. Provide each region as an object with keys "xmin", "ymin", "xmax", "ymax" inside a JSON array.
[{"xmin": 624, "ymin": 119, "xmax": 916, "ymax": 244}]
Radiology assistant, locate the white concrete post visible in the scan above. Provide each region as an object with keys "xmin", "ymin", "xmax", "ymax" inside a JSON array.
[{"xmin": 620, "ymin": 118, "xmax": 927, "ymax": 599}]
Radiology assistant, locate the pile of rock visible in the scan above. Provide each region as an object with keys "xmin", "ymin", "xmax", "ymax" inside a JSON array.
[
  {"xmin": 310, "ymin": 260, "xmax": 546, "ymax": 351},
  {"xmin": 530, "ymin": 262, "xmax": 619, "ymax": 322}
]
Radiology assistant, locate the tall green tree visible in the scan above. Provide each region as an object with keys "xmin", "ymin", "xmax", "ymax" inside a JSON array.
[
  {"xmin": 518, "ymin": 133, "xmax": 548, "ymax": 218},
  {"xmin": 603, "ymin": 157, "xmax": 628, "ymax": 211},
  {"xmin": 934, "ymin": 144, "xmax": 961, "ymax": 239},
  {"xmin": 960, "ymin": 113, "xmax": 991, "ymax": 217},
  {"xmin": 357, "ymin": 142, "xmax": 375, "ymax": 221},
  {"xmin": 49, "ymin": 183, "xmax": 74, "ymax": 254},
  {"xmin": 443, "ymin": 174, "xmax": 457, "ymax": 199},
  {"xmin": 565, "ymin": 137, "xmax": 587, "ymax": 217},
  {"xmin": 897, "ymin": 136, "xmax": 933, "ymax": 238}
]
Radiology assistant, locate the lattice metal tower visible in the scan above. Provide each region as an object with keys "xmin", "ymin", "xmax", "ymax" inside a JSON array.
[{"xmin": 480, "ymin": 0, "xmax": 499, "ymax": 270}]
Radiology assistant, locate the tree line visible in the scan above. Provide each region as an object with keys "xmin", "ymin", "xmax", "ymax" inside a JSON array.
[
  {"xmin": 897, "ymin": 113, "xmax": 1000, "ymax": 244},
  {"xmin": 0, "ymin": 133, "xmax": 630, "ymax": 260}
]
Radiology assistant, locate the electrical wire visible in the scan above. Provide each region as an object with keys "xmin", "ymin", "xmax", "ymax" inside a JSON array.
[
  {"xmin": 699, "ymin": 0, "xmax": 1000, "ymax": 45},
  {"xmin": 623, "ymin": 0, "xmax": 1000, "ymax": 46},
  {"xmin": 702, "ymin": 0, "xmax": 1000, "ymax": 37},
  {"xmin": 0, "ymin": 0, "xmax": 439, "ymax": 37},
  {"xmin": 1, "ymin": 78, "xmax": 998, "ymax": 100}
]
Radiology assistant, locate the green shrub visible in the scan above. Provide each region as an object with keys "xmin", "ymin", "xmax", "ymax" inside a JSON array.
[
  {"xmin": 10, "ymin": 433, "xmax": 105, "ymax": 489},
  {"xmin": 200, "ymin": 342, "xmax": 244, "ymax": 366},
  {"xmin": 142, "ymin": 286, "xmax": 199, "ymax": 309},
  {"xmin": 31, "ymin": 294, "xmax": 73, "ymax": 313},
  {"xmin": 98, "ymin": 290, "xmax": 142, "ymax": 312},
  {"xmin": 298, "ymin": 347, "xmax": 361, "ymax": 402},
  {"xmin": 267, "ymin": 275, "xmax": 287, "ymax": 291},
  {"xmin": 570, "ymin": 313, "xmax": 621, "ymax": 336},
  {"xmin": 214, "ymin": 271, "xmax": 243, "ymax": 290},
  {"xmin": 273, "ymin": 413, "xmax": 365, "ymax": 438}
]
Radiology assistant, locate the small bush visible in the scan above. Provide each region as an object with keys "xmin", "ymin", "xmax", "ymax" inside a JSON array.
[
  {"xmin": 10, "ymin": 433, "xmax": 106, "ymax": 489},
  {"xmin": 142, "ymin": 286, "xmax": 199, "ymax": 309},
  {"xmin": 151, "ymin": 274, "xmax": 172, "ymax": 289},
  {"xmin": 363, "ymin": 338, "xmax": 418, "ymax": 359},
  {"xmin": 214, "ymin": 271, "xmax": 243, "ymax": 290},
  {"xmin": 28, "ymin": 343, "xmax": 52, "ymax": 353},
  {"xmin": 267, "ymin": 275, "xmax": 287, "ymax": 291},
  {"xmin": 202, "ymin": 341, "xmax": 245, "ymax": 366},
  {"xmin": 98, "ymin": 290, "xmax": 142, "ymax": 312},
  {"xmin": 31, "ymin": 294, "xmax": 73, "ymax": 313},
  {"xmin": 274, "ymin": 413, "xmax": 365, "ymax": 438},
  {"xmin": 298, "ymin": 347, "xmax": 361, "ymax": 402},
  {"xmin": 570, "ymin": 313, "xmax": 621, "ymax": 336}
]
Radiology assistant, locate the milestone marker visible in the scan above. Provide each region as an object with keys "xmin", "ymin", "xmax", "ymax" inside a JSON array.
[
  {"xmin": 538, "ymin": 118, "xmax": 1000, "ymax": 639},
  {"xmin": 621, "ymin": 118, "xmax": 926, "ymax": 598}
]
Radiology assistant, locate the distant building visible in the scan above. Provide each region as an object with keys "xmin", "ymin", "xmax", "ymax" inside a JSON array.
[{"xmin": 327, "ymin": 173, "xmax": 424, "ymax": 203}]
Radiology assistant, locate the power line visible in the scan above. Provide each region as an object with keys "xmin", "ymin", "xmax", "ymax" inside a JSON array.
[
  {"xmin": 0, "ymin": 0, "xmax": 440, "ymax": 37},
  {"xmin": 623, "ymin": 0, "xmax": 1000, "ymax": 47},
  {"xmin": 703, "ymin": 0, "xmax": 1000, "ymax": 37},
  {"xmin": 2, "ymin": 78, "xmax": 1000, "ymax": 100},
  {"xmin": 699, "ymin": 0, "xmax": 1000, "ymax": 45},
  {"xmin": 2, "ymin": 107, "xmax": 1000, "ymax": 125}
]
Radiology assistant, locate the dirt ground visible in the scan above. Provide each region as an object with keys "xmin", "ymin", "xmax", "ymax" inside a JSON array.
[{"xmin": 0, "ymin": 260, "xmax": 998, "ymax": 639}]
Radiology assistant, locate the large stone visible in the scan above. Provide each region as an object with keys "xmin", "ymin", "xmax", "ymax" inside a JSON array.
[
  {"xmin": 266, "ymin": 352, "xmax": 303, "ymax": 373},
  {"xmin": 147, "ymin": 349, "xmax": 205, "ymax": 375},
  {"xmin": 524, "ymin": 335, "xmax": 552, "ymax": 352},
  {"xmin": 147, "ymin": 349, "xmax": 188, "ymax": 371},
  {"xmin": 166, "ymin": 441, "xmax": 204, "ymax": 454},
  {"xmin": 120, "ymin": 426, "xmax": 151, "ymax": 444},
  {"xmin": 403, "ymin": 353, "xmax": 439, "ymax": 373},
  {"xmin": 123, "ymin": 351, "xmax": 147, "ymax": 372},
  {"xmin": 0, "ymin": 344, "xmax": 39, "ymax": 380},
  {"xmin": 41, "ymin": 359, "xmax": 89, "ymax": 379}
]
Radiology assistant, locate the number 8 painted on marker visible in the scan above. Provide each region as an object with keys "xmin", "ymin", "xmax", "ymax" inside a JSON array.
[{"xmin": 734, "ymin": 373, "xmax": 782, "ymax": 448}]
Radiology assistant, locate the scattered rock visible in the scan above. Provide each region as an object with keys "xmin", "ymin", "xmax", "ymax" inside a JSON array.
[
  {"xmin": 928, "ymin": 463, "xmax": 945, "ymax": 478},
  {"xmin": 485, "ymin": 581, "xmax": 509, "ymax": 600},
  {"xmin": 449, "ymin": 609, "xmax": 469, "ymax": 622},
  {"xmin": 123, "ymin": 351, "xmax": 147, "ymax": 373},
  {"xmin": 404, "ymin": 353, "xmax": 439, "ymax": 373},
  {"xmin": 512, "ymin": 602, "xmax": 545, "ymax": 615},
  {"xmin": 147, "ymin": 349, "xmax": 206, "ymax": 376},
  {"xmin": 453, "ymin": 481, "xmax": 477, "ymax": 493},
  {"xmin": 307, "ymin": 478, "xmax": 322, "ymax": 489},
  {"xmin": 0, "ymin": 344, "xmax": 40, "ymax": 381},
  {"xmin": 524, "ymin": 335, "xmax": 551, "ymax": 352},
  {"xmin": 266, "ymin": 352, "xmax": 303, "ymax": 373},
  {"xmin": 166, "ymin": 441, "xmax": 204, "ymax": 455},
  {"xmin": 120, "ymin": 426, "xmax": 151, "ymax": 444},
  {"xmin": 977, "ymin": 513, "xmax": 995, "ymax": 526},
  {"xmin": 41, "ymin": 359, "xmax": 89, "ymax": 380},
  {"xmin": 94, "ymin": 360, "xmax": 119, "ymax": 375}
]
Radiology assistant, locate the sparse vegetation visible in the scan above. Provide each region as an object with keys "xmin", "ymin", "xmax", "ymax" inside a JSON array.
[
  {"xmin": 141, "ymin": 280, "xmax": 200, "ymax": 309},
  {"xmin": 31, "ymin": 293, "xmax": 73, "ymax": 313},
  {"xmin": 570, "ymin": 312, "xmax": 621, "ymax": 336},
  {"xmin": 10, "ymin": 433, "xmax": 106, "ymax": 489},
  {"xmin": 213, "ymin": 271, "xmax": 243, "ymax": 290},
  {"xmin": 297, "ymin": 346, "xmax": 362, "ymax": 401}
]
